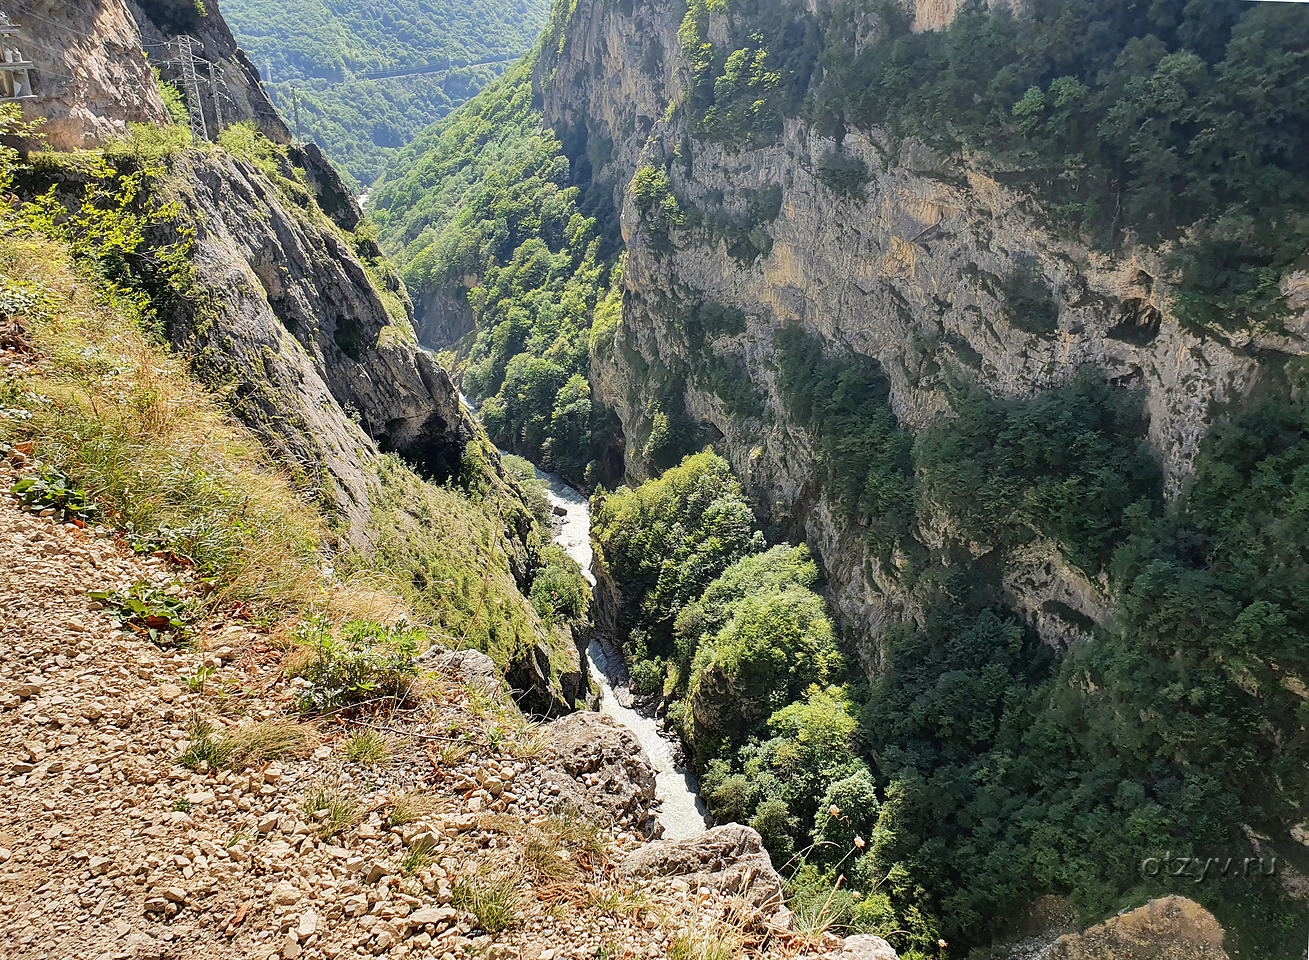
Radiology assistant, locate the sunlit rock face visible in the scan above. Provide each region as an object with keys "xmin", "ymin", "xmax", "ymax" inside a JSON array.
[{"xmin": 536, "ymin": 0, "xmax": 1303, "ymax": 661}]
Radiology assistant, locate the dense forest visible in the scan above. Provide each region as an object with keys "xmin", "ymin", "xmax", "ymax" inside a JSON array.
[
  {"xmin": 591, "ymin": 380, "xmax": 1307, "ymax": 955},
  {"xmin": 220, "ymin": 0, "xmax": 549, "ymax": 185},
  {"xmin": 371, "ymin": 53, "xmax": 622, "ymax": 485},
  {"xmin": 368, "ymin": 0, "xmax": 1309, "ymax": 955}
]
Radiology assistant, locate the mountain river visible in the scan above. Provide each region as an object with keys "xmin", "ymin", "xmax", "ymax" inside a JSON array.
[{"xmin": 457, "ymin": 393, "xmax": 707, "ymax": 839}]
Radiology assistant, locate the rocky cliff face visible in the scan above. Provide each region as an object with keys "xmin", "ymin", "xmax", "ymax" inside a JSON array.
[
  {"xmin": 21, "ymin": 0, "xmax": 592, "ymax": 713},
  {"xmin": 15, "ymin": 0, "xmax": 169, "ymax": 149},
  {"xmin": 542, "ymin": 0, "xmax": 1308, "ymax": 653},
  {"xmin": 154, "ymin": 147, "xmax": 595, "ymax": 712},
  {"xmin": 159, "ymin": 149, "xmax": 479, "ymax": 542},
  {"xmin": 16, "ymin": 0, "xmax": 287, "ymax": 150}
]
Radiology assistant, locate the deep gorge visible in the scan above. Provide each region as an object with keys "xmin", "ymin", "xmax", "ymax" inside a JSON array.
[
  {"xmin": 7, "ymin": 0, "xmax": 1309, "ymax": 956},
  {"xmin": 367, "ymin": 0, "xmax": 1309, "ymax": 954}
]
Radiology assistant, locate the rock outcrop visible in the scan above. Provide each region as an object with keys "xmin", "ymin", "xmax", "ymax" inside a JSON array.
[
  {"xmin": 16, "ymin": 0, "xmax": 169, "ymax": 149},
  {"xmin": 538, "ymin": 712, "xmax": 659, "ymax": 834},
  {"xmin": 159, "ymin": 149, "xmax": 477, "ymax": 538},
  {"xmin": 619, "ymin": 824, "xmax": 785, "ymax": 913},
  {"xmin": 424, "ymin": 648, "xmax": 503, "ymax": 700},
  {"xmin": 1048, "ymin": 896, "xmax": 1229, "ymax": 960},
  {"xmin": 840, "ymin": 935, "xmax": 900, "ymax": 960}
]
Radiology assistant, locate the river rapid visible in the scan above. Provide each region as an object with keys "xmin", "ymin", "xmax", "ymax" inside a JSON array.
[
  {"xmin": 455, "ymin": 393, "xmax": 706, "ymax": 839},
  {"xmin": 519, "ymin": 457, "xmax": 709, "ymax": 841}
]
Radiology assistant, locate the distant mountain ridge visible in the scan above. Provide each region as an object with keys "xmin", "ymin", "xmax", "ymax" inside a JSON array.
[{"xmin": 220, "ymin": 0, "xmax": 550, "ymax": 186}]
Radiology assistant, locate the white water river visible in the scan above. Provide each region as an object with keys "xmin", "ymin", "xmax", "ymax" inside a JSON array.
[
  {"xmin": 456, "ymin": 392, "xmax": 706, "ymax": 838},
  {"xmin": 523, "ymin": 458, "xmax": 709, "ymax": 840}
]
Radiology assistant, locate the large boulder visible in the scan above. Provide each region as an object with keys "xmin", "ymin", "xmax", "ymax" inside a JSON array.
[
  {"xmin": 619, "ymin": 824, "xmax": 785, "ymax": 914},
  {"xmin": 840, "ymin": 935, "xmax": 899, "ymax": 960},
  {"xmin": 538, "ymin": 712, "xmax": 657, "ymax": 833},
  {"xmin": 424, "ymin": 648, "xmax": 504, "ymax": 702},
  {"xmin": 1049, "ymin": 896, "xmax": 1228, "ymax": 960}
]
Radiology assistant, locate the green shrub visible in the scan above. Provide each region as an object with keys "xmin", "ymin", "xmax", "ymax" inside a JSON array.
[
  {"xmin": 629, "ymin": 657, "xmax": 667, "ymax": 697},
  {"xmin": 154, "ymin": 69, "xmax": 190, "ymax": 126},
  {"xmin": 105, "ymin": 122, "xmax": 192, "ymax": 162},
  {"xmin": 10, "ymin": 467, "xmax": 98, "ymax": 521},
  {"xmin": 90, "ymin": 583, "xmax": 194, "ymax": 648},
  {"xmin": 500, "ymin": 454, "xmax": 551, "ymax": 526},
  {"xmin": 630, "ymin": 165, "xmax": 684, "ymax": 240},
  {"xmin": 591, "ymin": 451, "xmax": 763, "ymax": 650},
  {"xmin": 774, "ymin": 326, "xmax": 913, "ymax": 554},
  {"xmin": 217, "ymin": 122, "xmax": 282, "ymax": 180},
  {"xmin": 914, "ymin": 371, "xmax": 1160, "ymax": 574},
  {"xmin": 290, "ymin": 618, "xmax": 422, "ymax": 713}
]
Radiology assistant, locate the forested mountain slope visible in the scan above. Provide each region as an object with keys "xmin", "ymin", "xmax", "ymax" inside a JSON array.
[
  {"xmin": 371, "ymin": 0, "xmax": 1309, "ymax": 953},
  {"xmin": 220, "ymin": 0, "xmax": 550, "ymax": 185}
]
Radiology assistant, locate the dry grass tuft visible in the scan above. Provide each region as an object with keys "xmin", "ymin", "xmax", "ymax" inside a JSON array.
[
  {"xmin": 224, "ymin": 718, "xmax": 316, "ymax": 768},
  {"xmin": 666, "ymin": 917, "xmax": 746, "ymax": 960},
  {"xmin": 386, "ymin": 792, "xmax": 436, "ymax": 827},
  {"xmin": 301, "ymin": 786, "xmax": 360, "ymax": 840},
  {"xmin": 583, "ymin": 883, "xmax": 649, "ymax": 918},
  {"xmin": 342, "ymin": 728, "xmax": 394, "ymax": 764},
  {"xmin": 451, "ymin": 872, "xmax": 521, "ymax": 934},
  {"xmin": 176, "ymin": 714, "xmax": 313, "ymax": 770},
  {"xmin": 523, "ymin": 832, "xmax": 575, "ymax": 881}
]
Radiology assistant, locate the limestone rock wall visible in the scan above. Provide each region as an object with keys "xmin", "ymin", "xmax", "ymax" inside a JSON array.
[
  {"xmin": 542, "ymin": 0, "xmax": 1305, "ymax": 654},
  {"xmin": 159, "ymin": 150, "xmax": 474, "ymax": 540},
  {"xmin": 13, "ymin": 0, "xmax": 169, "ymax": 148}
]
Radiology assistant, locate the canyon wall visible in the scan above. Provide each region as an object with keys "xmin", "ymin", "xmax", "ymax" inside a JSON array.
[{"xmin": 542, "ymin": 0, "xmax": 1307, "ymax": 655}]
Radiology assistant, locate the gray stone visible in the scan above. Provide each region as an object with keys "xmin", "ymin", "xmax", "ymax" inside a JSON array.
[
  {"xmin": 538, "ymin": 712, "xmax": 657, "ymax": 833},
  {"xmin": 619, "ymin": 824, "xmax": 784, "ymax": 911},
  {"xmin": 842, "ymin": 934, "xmax": 900, "ymax": 960}
]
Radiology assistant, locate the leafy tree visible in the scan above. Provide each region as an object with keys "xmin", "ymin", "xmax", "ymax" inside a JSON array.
[{"xmin": 592, "ymin": 451, "xmax": 764, "ymax": 649}]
